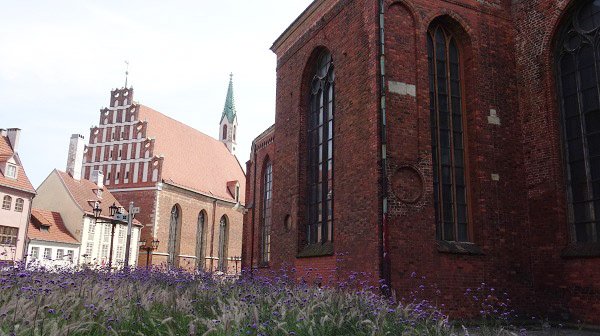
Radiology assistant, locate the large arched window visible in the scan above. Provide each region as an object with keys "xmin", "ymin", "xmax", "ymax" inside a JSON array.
[
  {"xmin": 428, "ymin": 24, "xmax": 469, "ymax": 242},
  {"xmin": 222, "ymin": 124, "xmax": 227, "ymax": 140},
  {"xmin": 217, "ymin": 215, "xmax": 229, "ymax": 272},
  {"xmin": 167, "ymin": 205, "xmax": 181, "ymax": 267},
  {"xmin": 307, "ymin": 50, "xmax": 335, "ymax": 245},
  {"xmin": 196, "ymin": 211, "xmax": 207, "ymax": 269},
  {"xmin": 261, "ymin": 161, "xmax": 273, "ymax": 264},
  {"xmin": 556, "ymin": 1, "xmax": 600, "ymax": 243}
]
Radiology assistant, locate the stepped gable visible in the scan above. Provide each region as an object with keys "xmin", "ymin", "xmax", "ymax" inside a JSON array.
[
  {"xmin": 137, "ymin": 105, "xmax": 245, "ymax": 203},
  {"xmin": 0, "ymin": 135, "xmax": 35, "ymax": 194},
  {"xmin": 29, "ymin": 209, "xmax": 79, "ymax": 244}
]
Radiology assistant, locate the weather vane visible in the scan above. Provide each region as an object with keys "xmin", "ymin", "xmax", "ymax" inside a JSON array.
[{"xmin": 125, "ymin": 60, "xmax": 130, "ymax": 88}]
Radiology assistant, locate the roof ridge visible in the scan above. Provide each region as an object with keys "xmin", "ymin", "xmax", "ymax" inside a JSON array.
[{"xmin": 139, "ymin": 104, "xmax": 226, "ymax": 147}]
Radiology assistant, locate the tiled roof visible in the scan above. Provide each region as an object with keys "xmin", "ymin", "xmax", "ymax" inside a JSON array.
[
  {"xmin": 138, "ymin": 106, "xmax": 246, "ymax": 203},
  {"xmin": 29, "ymin": 209, "xmax": 79, "ymax": 244},
  {"xmin": 0, "ymin": 136, "xmax": 35, "ymax": 194},
  {"xmin": 55, "ymin": 170, "xmax": 141, "ymax": 225}
]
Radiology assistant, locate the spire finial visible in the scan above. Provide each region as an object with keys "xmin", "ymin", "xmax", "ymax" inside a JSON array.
[{"xmin": 124, "ymin": 60, "xmax": 129, "ymax": 88}]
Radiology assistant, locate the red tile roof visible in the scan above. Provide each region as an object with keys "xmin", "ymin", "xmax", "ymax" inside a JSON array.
[
  {"xmin": 0, "ymin": 136, "xmax": 35, "ymax": 194},
  {"xmin": 29, "ymin": 209, "xmax": 79, "ymax": 244},
  {"xmin": 138, "ymin": 105, "xmax": 246, "ymax": 203},
  {"xmin": 55, "ymin": 170, "xmax": 141, "ymax": 225}
]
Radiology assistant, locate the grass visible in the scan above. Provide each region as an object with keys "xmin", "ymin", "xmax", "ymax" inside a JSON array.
[{"xmin": 0, "ymin": 264, "xmax": 525, "ymax": 335}]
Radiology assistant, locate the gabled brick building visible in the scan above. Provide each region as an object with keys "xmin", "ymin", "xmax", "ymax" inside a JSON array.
[
  {"xmin": 243, "ymin": 0, "xmax": 600, "ymax": 324},
  {"xmin": 83, "ymin": 80, "xmax": 245, "ymax": 273}
]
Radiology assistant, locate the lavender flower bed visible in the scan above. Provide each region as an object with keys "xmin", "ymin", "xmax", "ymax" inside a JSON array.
[{"xmin": 0, "ymin": 265, "xmax": 519, "ymax": 335}]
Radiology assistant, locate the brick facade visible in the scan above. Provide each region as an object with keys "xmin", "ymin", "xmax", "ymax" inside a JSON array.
[
  {"xmin": 84, "ymin": 88, "xmax": 245, "ymax": 273},
  {"xmin": 242, "ymin": 0, "xmax": 600, "ymax": 325}
]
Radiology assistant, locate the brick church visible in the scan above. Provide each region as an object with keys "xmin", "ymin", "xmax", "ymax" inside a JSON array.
[
  {"xmin": 243, "ymin": 0, "xmax": 600, "ymax": 324},
  {"xmin": 82, "ymin": 77, "xmax": 245, "ymax": 273}
]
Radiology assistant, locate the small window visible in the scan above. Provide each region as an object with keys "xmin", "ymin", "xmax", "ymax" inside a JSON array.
[
  {"xmin": 40, "ymin": 225, "xmax": 49, "ymax": 233},
  {"xmin": 235, "ymin": 185, "xmax": 240, "ymax": 202},
  {"xmin": 30, "ymin": 247, "xmax": 39, "ymax": 259},
  {"xmin": 222, "ymin": 124, "xmax": 228, "ymax": 140},
  {"xmin": 43, "ymin": 248, "xmax": 52, "ymax": 260},
  {"xmin": 56, "ymin": 249, "xmax": 64, "ymax": 260},
  {"xmin": 67, "ymin": 250, "xmax": 74, "ymax": 262},
  {"xmin": 0, "ymin": 226, "xmax": 18, "ymax": 246},
  {"xmin": 2, "ymin": 196, "xmax": 11, "ymax": 210},
  {"xmin": 6, "ymin": 164, "xmax": 16, "ymax": 178},
  {"xmin": 14, "ymin": 198, "xmax": 24, "ymax": 212}
]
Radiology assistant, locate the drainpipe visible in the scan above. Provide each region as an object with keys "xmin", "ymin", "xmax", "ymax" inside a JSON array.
[
  {"xmin": 249, "ymin": 142, "xmax": 258, "ymax": 277},
  {"xmin": 378, "ymin": 0, "xmax": 391, "ymax": 290}
]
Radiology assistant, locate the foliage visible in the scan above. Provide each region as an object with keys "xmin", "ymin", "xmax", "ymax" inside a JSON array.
[{"xmin": 0, "ymin": 264, "xmax": 521, "ymax": 336}]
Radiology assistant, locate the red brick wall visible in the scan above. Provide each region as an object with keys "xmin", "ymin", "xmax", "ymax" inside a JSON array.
[
  {"xmin": 242, "ymin": 0, "xmax": 600, "ymax": 325},
  {"xmin": 153, "ymin": 184, "xmax": 244, "ymax": 274},
  {"xmin": 512, "ymin": 0, "xmax": 600, "ymax": 324},
  {"xmin": 242, "ymin": 129, "xmax": 275, "ymax": 271}
]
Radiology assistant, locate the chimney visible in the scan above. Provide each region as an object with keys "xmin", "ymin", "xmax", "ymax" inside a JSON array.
[
  {"xmin": 6, "ymin": 128, "xmax": 20, "ymax": 151},
  {"xmin": 66, "ymin": 134, "xmax": 85, "ymax": 180},
  {"xmin": 91, "ymin": 169, "xmax": 104, "ymax": 189}
]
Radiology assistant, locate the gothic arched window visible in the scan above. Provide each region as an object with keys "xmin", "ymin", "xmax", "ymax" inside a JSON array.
[
  {"xmin": 217, "ymin": 215, "xmax": 229, "ymax": 272},
  {"xmin": 222, "ymin": 124, "xmax": 228, "ymax": 140},
  {"xmin": 556, "ymin": 1, "xmax": 600, "ymax": 243},
  {"xmin": 196, "ymin": 211, "xmax": 207, "ymax": 269},
  {"xmin": 307, "ymin": 50, "xmax": 335, "ymax": 245},
  {"xmin": 428, "ymin": 24, "xmax": 469, "ymax": 242},
  {"xmin": 167, "ymin": 205, "xmax": 180, "ymax": 267},
  {"xmin": 261, "ymin": 161, "xmax": 273, "ymax": 264}
]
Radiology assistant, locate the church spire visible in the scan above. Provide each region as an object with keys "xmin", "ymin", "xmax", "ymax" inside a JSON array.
[
  {"xmin": 220, "ymin": 73, "xmax": 238, "ymax": 155},
  {"xmin": 221, "ymin": 73, "xmax": 237, "ymax": 124}
]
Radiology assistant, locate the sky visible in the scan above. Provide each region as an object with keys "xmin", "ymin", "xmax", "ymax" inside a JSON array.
[{"xmin": 0, "ymin": 0, "xmax": 313, "ymax": 188}]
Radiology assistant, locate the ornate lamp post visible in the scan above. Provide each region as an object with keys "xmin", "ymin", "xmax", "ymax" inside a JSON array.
[
  {"xmin": 139, "ymin": 238, "xmax": 159, "ymax": 269},
  {"xmin": 92, "ymin": 202, "xmax": 126, "ymax": 269}
]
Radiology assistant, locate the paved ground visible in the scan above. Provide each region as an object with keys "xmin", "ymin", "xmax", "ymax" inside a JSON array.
[{"xmin": 526, "ymin": 329, "xmax": 600, "ymax": 335}]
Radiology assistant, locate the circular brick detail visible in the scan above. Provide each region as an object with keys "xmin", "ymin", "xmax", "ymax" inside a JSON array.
[{"xmin": 390, "ymin": 166, "xmax": 424, "ymax": 204}]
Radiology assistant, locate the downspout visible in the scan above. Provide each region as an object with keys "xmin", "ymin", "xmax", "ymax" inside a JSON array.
[
  {"xmin": 378, "ymin": 0, "xmax": 391, "ymax": 290},
  {"xmin": 249, "ymin": 142, "xmax": 258, "ymax": 277}
]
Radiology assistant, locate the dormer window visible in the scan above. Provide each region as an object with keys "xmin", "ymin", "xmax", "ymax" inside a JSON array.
[
  {"xmin": 95, "ymin": 189, "xmax": 103, "ymax": 199},
  {"xmin": 40, "ymin": 225, "xmax": 50, "ymax": 233},
  {"xmin": 6, "ymin": 164, "xmax": 16, "ymax": 179}
]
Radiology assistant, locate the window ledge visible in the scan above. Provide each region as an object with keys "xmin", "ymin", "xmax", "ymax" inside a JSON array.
[
  {"xmin": 297, "ymin": 242, "xmax": 334, "ymax": 258},
  {"xmin": 561, "ymin": 243, "xmax": 600, "ymax": 258},
  {"xmin": 436, "ymin": 240, "xmax": 484, "ymax": 255}
]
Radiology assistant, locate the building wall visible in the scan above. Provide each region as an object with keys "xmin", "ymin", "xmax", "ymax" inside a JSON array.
[
  {"xmin": 34, "ymin": 172, "xmax": 85, "ymax": 241},
  {"xmin": 26, "ymin": 240, "xmax": 79, "ymax": 268},
  {"xmin": 511, "ymin": 0, "xmax": 600, "ymax": 324},
  {"xmin": 79, "ymin": 216, "xmax": 140, "ymax": 268},
  {"xmin": 243, "ymin": 0, "xmax": 600, "ymax": 325},
  {"xmin": 265, "ymin": 0, "xmax": 382, "ymax": 284},
  {"xmin": 0, "ymin": 187, "xmax": 32, "ymax": 262},
  {"xmin": 150, "ymin": 183, "xmax": 244, "ymax": 274},
  {"xmin": 242, "ymin": 129, "xmax": 275, "ymax": 272}
]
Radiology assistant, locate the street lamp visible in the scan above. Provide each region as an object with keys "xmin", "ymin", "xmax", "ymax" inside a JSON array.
[
  {"xmin": 139, "ymin": 238, "xmax": 160, "ymax": 269},
  {"xmin": 92, "ymin": 202, "xmax": 126, "ymax": 269}
]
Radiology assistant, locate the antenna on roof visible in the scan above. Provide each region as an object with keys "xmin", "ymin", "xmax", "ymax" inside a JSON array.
[{"xmin": 124, "ymin": 60, "xmax": 130, "ymax": 88}]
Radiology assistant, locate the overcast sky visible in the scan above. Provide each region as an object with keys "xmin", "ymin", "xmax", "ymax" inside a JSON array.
[{"xmin": 0, "ymin": 0, "xmax": 313, "ymax": 188}]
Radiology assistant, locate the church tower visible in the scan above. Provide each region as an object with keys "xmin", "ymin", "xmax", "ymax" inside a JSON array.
[{"xmin": 220, "ymin": 74, "xmax": 238, "ymax": 155}]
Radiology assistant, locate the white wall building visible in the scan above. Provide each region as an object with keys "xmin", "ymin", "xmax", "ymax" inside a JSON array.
[
  {"xmin": 26, "ymin": 209, "xmax": 80, "ymax": 268},
  {"xmin": 33, "ymin": 134, "xmax": 142, "ymax": 268}
]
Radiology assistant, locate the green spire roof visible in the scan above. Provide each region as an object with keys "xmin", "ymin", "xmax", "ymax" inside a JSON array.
[{"xmin": 221, "ymin": 73, "xmax": 237, "ymax": 123}]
